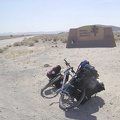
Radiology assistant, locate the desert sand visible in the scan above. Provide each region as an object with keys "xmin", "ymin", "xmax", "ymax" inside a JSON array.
[{"xmin": 0, "ymin": 36, "xmax": 120, "ymax": 120}]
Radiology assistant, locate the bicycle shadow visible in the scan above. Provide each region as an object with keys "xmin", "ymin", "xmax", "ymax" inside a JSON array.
[
  {"xmin": 43, "ymin": 87, "xmax": 58, "ymax": 96},
  {"xmin": 64, "ymin": 96, "xmax": 105, "ymax": 120}
]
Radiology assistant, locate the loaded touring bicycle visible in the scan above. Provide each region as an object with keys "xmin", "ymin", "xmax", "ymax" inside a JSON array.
[{"xmin": 41, "ymin": 59, "xmax": 105, "ymax": 110}]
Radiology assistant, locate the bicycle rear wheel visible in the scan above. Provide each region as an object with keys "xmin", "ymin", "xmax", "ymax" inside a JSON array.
[
  {"xmin": 59, "ymin": 89, "xmax": 86, "ymax": 110},
  {"xmin": 41, "ymin": 75, "xmax": 62, "ymax": 98}
]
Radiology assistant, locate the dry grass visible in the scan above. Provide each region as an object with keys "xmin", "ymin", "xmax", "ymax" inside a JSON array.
[
  {"xmin": 13, "ymin": 32, "xmax": 68, "ymax": 47},
  {"xmin": 13, "ymin": 42, "xmax": 22, "ymax": 46},
  {"xmin": 28, "ymin": 32, "xmax": 68, "ymax": 43},
  {"xmin": 28, "ymin": 42, "xmax": 34, "ymax": 47},
  {"xmin": 13, "ymin": 38, "xmax": 36, "ymax": 47},
  {"xmin": 0, "ymin": 48, "xmax": 4, "ymax": 53},
  {"xmin": 0, "ymin": 46, "xmax": 9, "ymax": 53}
]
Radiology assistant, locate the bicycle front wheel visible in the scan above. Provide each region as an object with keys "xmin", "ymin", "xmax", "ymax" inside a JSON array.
[
  {"xmin": 41, "ymin": 76, "xmax": 62, "ymax": 99},
  {"xmin": 59, "ymin": 89, "xmax": 86, "ymax": 110}
]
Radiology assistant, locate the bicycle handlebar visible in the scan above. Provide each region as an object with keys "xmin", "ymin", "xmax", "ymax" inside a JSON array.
[
  {"xmin": 64, "ymin": 59, "xmax": 70, "ymax": 67},
  {"xmin": 64, "ymin": 59, "xmax": 75, "ymax": 74}
]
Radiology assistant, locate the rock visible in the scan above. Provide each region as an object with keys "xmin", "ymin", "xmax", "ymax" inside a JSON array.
[{"xmin": 44, "ymin": 64, "xmax": 51, "ymax": 67}]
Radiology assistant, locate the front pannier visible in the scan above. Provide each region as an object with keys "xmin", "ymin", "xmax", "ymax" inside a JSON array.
[{"xmin": 47, "ymin": 65, "xmax": 61, "ymax": 79}]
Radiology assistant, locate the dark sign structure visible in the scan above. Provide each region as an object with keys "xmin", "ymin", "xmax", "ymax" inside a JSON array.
[{"xmin": 66, "ymin": 25, "xmax": 116, "ymax": 48}]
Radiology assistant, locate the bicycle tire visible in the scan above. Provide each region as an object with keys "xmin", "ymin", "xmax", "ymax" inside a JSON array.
[
  {"xmin": 59, "ymin": 89, "xmax": 86, "ymax": 110},
  {"xmin": 41, "ymin": 75, "xmax": 62, "ymax": 98}
]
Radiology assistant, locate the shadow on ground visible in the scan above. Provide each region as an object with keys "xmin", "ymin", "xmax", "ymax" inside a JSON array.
[{"xmin": 64, "ymin": 96, "xmax": 105, "ymax": 120}]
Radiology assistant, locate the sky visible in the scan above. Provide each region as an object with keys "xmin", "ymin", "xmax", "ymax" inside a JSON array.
[{"xmin": 0, "ymin": 0, "xmax": 120, "ymax": 33}]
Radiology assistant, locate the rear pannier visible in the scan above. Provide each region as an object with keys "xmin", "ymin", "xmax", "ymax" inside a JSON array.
[{"xmin": 47, "ymin": 65, "xmax": 61, "ymax": 79}]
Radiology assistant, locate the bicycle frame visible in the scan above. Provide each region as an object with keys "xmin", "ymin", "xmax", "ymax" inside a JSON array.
[{"xmin": 54, "ymin": 67, "xmax": 74, "ymax": 95}]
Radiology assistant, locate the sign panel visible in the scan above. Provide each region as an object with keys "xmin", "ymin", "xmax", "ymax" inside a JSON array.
[{"xmin": 77, "ymin": 25, "xmax": 104, "ymax": 40}]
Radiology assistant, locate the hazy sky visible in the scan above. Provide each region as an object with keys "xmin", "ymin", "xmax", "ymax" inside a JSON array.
[{"xmin": 0, "ymin": 0, "xmax": 120, "ymax": 33}]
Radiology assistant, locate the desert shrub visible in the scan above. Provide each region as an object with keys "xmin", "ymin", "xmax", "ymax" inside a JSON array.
[
  {"xmin": 45, "ymin": 39, "xmax": 47, "ymax": 41},
  {"xmin": 4, "ymin": 46, "xmax": 9, "ymax": 50},
  {"xmin": 7, "ymin": 44, "xmax": 11, "ymax": 47},
  {"xmin": 10, "ymin": 35, "xmax": 13, "ymax": 37},
  {"xmin": 48, "ymin": 39, "xmax": 51, "ymax": 41},
  {"xmin": 53, "ymin": 38, "xmax": 57, "ymax": 42},
  {"xmin": 33, "ymin": 39, "xmax": 39, "ymax": 43},
  {"xmin": 21, "ymin": 40, "xmax": 28, "ymax": 46},
  {"xmin": 0, "ymin": 48, "xmax": 4, "ymax": 53},
  {"xmin": 0, "ymin": 45, "xmax": 10, "ymax": 53},
  {"xmin": 13, "ymin": 38, "xmax": 37, "ymax": 47},
  {"xmin": 61, "ymin": 39, "xmax": 67, "ymax": 43},
  {"xmin": 13, "ymin": 42, "xmax": 22, "ymax": 46},
  {"xmin": 28, "ymin": 42, "xmax": 34, "ymax": 47}
]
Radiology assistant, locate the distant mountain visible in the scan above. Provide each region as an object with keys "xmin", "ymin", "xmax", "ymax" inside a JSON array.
[
  {"xmin": 0, "ymin": 31, "xmax": 68, "ymax": 36},
  {"xmin": 0, "ymin": 25, "xmax": 120, "ymax": 36}
]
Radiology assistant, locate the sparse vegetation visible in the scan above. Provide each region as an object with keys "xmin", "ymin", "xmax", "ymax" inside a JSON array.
[
  {"xmin": 21, "ymin": 40, "xmax": 28, "ymax": 46},
  {"xmin": 13, "ymin": 42, "xmax": 22, "ymax": 46},
  {"xmin": 33, "ymin": 39, "xmax": 39, "ymax": 43},
  {"xmin": 61, "ymin": 39, "xmax": 67, "ymax": 43},
  {"xmin": 10, "ymin": 35, "xmax": 13, "ymax": 37},
  {"xmin": 28, "ymin": 42, "xmax": 34, "ymax": 47},
  {"xmin": 28, "ymin": 32, "xmax": 68, "ymax": 43},
  {"xmin": 0, "ymin": 32, "xmax": 68, "ymax": 54},
  {"xmin": 13, "ymin": 38, "xmax": 36, "ymax": 47},
  {"xmin": 7, "ymin": 44, "xmax": 12, "ymax": 47},
  {"xmin": 0, "ymin": 46, "xmax": 9, "ymax": 53},
  {"xmin": 0, "ymin": 48, "xmax": 4, "ymax": 53},
  {"xmin": 12, "ymin": 32, "xmax": 68, "ymax": 48},
  {"xmin": 53, "ymin": 38, "xmax": 57, "ymax": 42}
]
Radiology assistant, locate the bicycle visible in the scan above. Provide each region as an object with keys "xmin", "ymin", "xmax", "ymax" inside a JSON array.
[
  {"xmin": 41, "ymin": 59, "xmax": 86, "ymax": 110},
  {"xmin": 41, "ymin": 59, "xmax": 105, "ymax": 110}
]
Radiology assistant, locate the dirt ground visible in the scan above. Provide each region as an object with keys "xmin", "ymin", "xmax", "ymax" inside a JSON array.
[{"xmin": 0, "ymin": 39, "xmax": 120, "ymax": 120}]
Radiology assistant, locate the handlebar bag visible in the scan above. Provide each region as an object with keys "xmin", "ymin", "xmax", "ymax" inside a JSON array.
[
  {"xmin": 47, "ymin": 65, "xmax": 61, "ymax": 79},
  {"xmin": 77, "ymin": 64, "xmax": 99, "ymax": 79}
]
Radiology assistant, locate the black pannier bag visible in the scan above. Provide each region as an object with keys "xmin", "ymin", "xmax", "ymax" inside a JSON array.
[
  {"xmin": 47, "ymin": 65, "xmax": 61, "ymax": 79},
  {"xmin": 76, "ymin": 64, "xmax": 99, "ymax": 79},
  {"xmin": 74, "ymin": 63, "xmax": 99, "ymax": 92},
  {"xmin": 71, "ymin": 77, "xmax": 105, "ymax": 103},
  {"xmin": 81, "ymin": 79, "xmax": 105, "ymax": 104},
  {"xmin": 70, "ymin": 61, "xmax": 105, "ymax": 103},
  {"xmin": 84, "ymin": 64, "xmax": 99, "ymax": 79}
]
